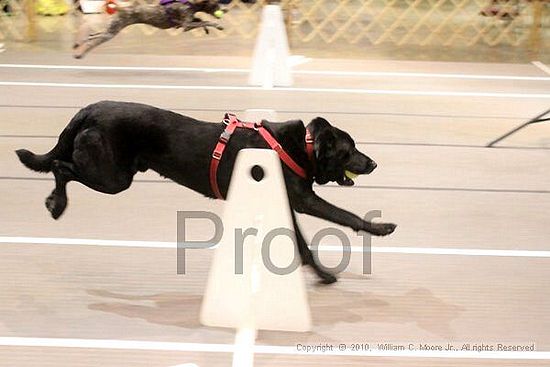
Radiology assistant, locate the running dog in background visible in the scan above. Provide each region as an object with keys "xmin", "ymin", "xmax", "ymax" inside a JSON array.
[
  {"xmin": 73, "ymin": 0, "xmax": 225, "ymax": 59},
  {"xmin": 16, "ymin": 101, "xmax": 397, "ymax": 284}
]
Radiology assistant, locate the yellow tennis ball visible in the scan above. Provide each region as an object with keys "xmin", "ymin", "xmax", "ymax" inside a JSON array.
[
  {"xmin": 214, "ymin": 10, "xmax": 224, "ymax": 18},
  {"xmin": 344, "ymin": 170, "xmax": 358, "ymax": 180}
]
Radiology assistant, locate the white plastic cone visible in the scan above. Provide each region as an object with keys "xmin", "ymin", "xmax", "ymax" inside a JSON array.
[
  {"xmin": 248, "ymin": 5, "xmax": 293, "ymax": 88},
  {"xmin": 200, "ymin": 148, "xmax": 311, "ymax": 332}
]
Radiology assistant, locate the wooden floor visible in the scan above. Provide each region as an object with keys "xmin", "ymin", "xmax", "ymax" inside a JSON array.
[{"xmin": 1, "ymin": 52, "xmax": 550, "ymax": 366}]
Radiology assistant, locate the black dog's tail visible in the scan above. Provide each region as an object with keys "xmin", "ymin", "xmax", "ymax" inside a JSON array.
[
  {"xmin": 15, "ymin": 148, "xmax": 55, "ymax": 173},
  {"xmin": 15, "ymin": 107, "xmax": 89, "ymax": 173}
]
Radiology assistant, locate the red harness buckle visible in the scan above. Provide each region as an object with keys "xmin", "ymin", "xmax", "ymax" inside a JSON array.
[
  {"xmin": 219, "ymin": 130, "xmax": 231, "ymax": 144},
  {"xmin": 212, "ymin": 151, "xmax": 222, "ymax": 160}
]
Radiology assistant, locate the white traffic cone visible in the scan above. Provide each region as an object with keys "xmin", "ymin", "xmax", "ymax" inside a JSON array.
[
  {"xmin": 200, "ymin": 148, "xmax": 311, "ymax": 366},
  {"xmin": 248, "ymin": 4, "xmax": 293, "ymax": 88}
]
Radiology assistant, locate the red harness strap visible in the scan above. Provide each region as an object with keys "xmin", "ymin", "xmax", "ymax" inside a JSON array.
[
  {"xmin": 209, "ymin": 113, "xmax": 314, "ymax": 199},
  {"xmin": 209, "ymin": 114, "xmax": 239, "ymax": 199}
]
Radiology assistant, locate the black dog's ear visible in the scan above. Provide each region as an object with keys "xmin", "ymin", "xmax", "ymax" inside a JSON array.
[
  {"xmin": 311, "ymin": 117, "xmax": 331, "ymax": 129},
  {"xmin": 310, "ymin": 117, "xmax": 335, "ymax": 160},
  {"xmin": 316, "ymin": 128, "xmax": 336, "ymax": 160}
]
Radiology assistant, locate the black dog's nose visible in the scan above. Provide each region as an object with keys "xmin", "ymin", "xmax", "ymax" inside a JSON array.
[{"xmin": 364, "ymin": 161, "xmax": 377, "ymax": 174}]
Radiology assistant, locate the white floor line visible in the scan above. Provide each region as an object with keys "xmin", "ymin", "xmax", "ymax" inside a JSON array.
[
  {"xmin": 1, "ymin": 63, "xmax": 550, "ymax": 81},
  {"xmin": 0, "ymin": 236, "xmax": 174, "ymax": 248},
  {"xmin": 532, "ymin": 61, "xmax": 550, "ymax": 76},
  {"xmin": 1, "ymin": 236, "xmax": 549, "ymax": 258},
  {"xmin": 0, "ymin": 337, "xmax": 548, "ymax": 360},
  {"xmin": 0, "ymin": 64, "xmax": 249, "ymax": 73},
  {"xmin": 0, "ymin": 81, "xmax": 549, "ymax": 99},
  {"xmin": 295, "ymin": 70, "xmax": 550, "ymax": 81}
]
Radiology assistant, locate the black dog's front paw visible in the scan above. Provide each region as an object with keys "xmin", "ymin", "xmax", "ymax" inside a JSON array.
[
  {"xmin": 310, "ymin": 265, "xmax": 337, "ymax": 284},
  {"xmin": 367, "ymin": 222, "xmax": 397, "ymax": 236},
  {"xmin": 318, "ymin": 272, "xmax": 337, "ymax": 285}
]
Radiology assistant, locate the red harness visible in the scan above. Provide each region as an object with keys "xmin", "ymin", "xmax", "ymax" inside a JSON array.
[{"xmin": 209, "ymin": 113, "xmax": 315, "ymax": 199}]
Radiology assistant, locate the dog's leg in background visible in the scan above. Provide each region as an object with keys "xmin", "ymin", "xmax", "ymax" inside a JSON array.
[
  {"xmin": 73, "ymin": 15, "xmax": 130, "ymax": 59},
  {"xmin": 291, "ymin": 211, "xmax": 337, "ymax": 284},
  {"xmin": 182, "ymin": 20, "xmax": 223, "ymax": 33},
  {"xmin": 73, "ymin": 21, "xmax": 93, "ymax": 50},
  {"xmin": 293, "ymin": 192, "xmax": 396, "ymax": 236}
]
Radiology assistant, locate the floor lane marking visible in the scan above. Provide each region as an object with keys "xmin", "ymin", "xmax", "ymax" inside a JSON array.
[
  {"xmin": 1, "ymin": 63, "xmax": 550, "ymax": 81},
  {"xmin": 1, "ymin": 236, "xmax": 549, "ymax": 258},
  {"xmin": 0, "ymin": 81, "xmax": 549, "ymax": 99}
]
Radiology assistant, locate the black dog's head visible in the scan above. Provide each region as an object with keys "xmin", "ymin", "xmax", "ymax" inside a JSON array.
[
  {"xmin": 307, "ymin": 117, "xmax": 377, "ymax": 186},
  {"xmin": 191, "ymin": 0, "xmax": 226, "ymax": 17}
]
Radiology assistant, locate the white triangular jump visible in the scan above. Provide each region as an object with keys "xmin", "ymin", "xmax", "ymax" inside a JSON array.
[
  {"xmin": 200, "ymin": 148, "xmax": 311, "ymax": 332},
  {"xmin": 248, "ymin": 5, "xmax": 293, "ymax": 88}
]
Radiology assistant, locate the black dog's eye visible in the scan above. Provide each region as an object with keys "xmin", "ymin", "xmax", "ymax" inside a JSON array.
[{"xmin": 342, "ymin": 152, "xmax": 351, "ymax": 161}]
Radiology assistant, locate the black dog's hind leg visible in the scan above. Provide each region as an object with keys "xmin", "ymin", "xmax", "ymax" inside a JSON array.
[
  {"xmin": 45, "ymin": 128, "xmax": 135, "ymax": 219},
  {"xmin": 291, "ymin": 211, "xmax": 337, "ymax": 284},
  {"xmin": 46, "ymin": 160, "xmax": 76, "ymax": 219},
  {"xmin": 70, "ymin": 128, "xmax": 135, "ymax": 195}
]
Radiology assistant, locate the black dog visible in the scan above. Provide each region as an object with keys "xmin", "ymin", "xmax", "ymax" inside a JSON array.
[{"xmin": 16, "ymin": 101, "xmax": 396, "ymax": 283}]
